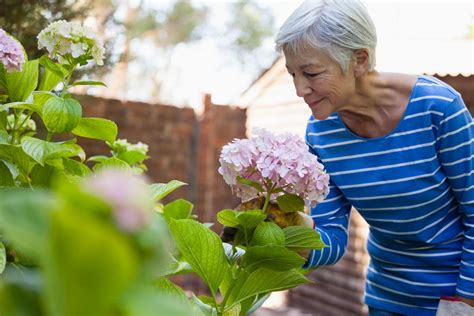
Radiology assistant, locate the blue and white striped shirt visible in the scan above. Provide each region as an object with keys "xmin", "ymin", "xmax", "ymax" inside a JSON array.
[{"xmin": 305, "ymin": 75, "xmax": 474, "ymax": 315}]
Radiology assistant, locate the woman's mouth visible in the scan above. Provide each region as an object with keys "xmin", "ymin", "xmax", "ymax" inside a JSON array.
[{"xmin": 307, "ymin": 99, "xmax": 323, "ymax": 109}]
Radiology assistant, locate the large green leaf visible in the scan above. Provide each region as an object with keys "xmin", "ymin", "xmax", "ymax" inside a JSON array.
[
  {"xmin": 226, "ymin": 268, "xmax": 310, "ymax": 308},
  {"xmin": 0, "ymin": 188, "xmax": 53, "ymax": 260},
  {"xmin": 72, "ymin": 117, "xmax": 118, "ymax": 144},
  {"xmin": 276, "ymin": 193, "xmax": 305, "ymax": 213},
  {"xmin": 163, "ymin": 199, "xmax": 193, "ymax": 223},
  {"xmin": 283, "ymin": 226, "xmax": 326, "ymax": 251},
  {"xmin": 21, "ymin": 137, "xmax": 83, "ymax": 166},
  {"xmin": 44, "ymin": 209, "xmax": 140, "ymax": 316},
  {"xmin": 42, "ymin": 96, "xmax": 82, "ymax": 133},
  {"xmin": 150, "ymin": 180, "xmax": 187, "ymax": 202},
  {"xmin": 169, "ymin": 219, "xmax": 228, "ymax": 295},
  {"xmin": 0, "ymin": 160, "xmax": 14, "ymax": 186},
  {"xmin": 4, "ymin": 59, "xmax": 39, "ymax": 102},
  {"xmin": 251, "ymin": 222, "xmax": 285, "ymax": 246},
  {"xmin": 241, "ymin": 245, "xmax": 305, "ymax": 272}
]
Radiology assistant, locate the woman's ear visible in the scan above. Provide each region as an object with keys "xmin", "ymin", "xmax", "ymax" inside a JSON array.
[{"xmin": 352, "ymin": 49, "xmax": 370, "ymax": 77}]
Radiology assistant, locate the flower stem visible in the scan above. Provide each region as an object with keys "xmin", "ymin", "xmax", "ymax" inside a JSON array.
[{"xmin": 61, "ymin": 63, "xmax": 77, "ymax": 97}]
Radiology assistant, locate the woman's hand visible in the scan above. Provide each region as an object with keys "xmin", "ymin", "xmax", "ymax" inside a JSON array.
[{"xmin": 454, "ymin": 295, "xmax": 474, "ymax": 307}]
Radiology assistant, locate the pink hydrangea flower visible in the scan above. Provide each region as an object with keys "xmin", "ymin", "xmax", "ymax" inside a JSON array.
[
  {"xmin": 84, "ymin": 169, "xmax": 153, "ymax": 232},
  {"xmin": 0, "ymin": 29, "xmax": 25, "ymax": 73},
  {"xmin": 218, "ymin": 128, "xmax": 330, "ymax": 208}
]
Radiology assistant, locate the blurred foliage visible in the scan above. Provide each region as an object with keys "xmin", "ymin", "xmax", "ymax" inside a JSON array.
[{"xmin": 227, "ymin": 0, "xmax": 275, "ymax": 54}]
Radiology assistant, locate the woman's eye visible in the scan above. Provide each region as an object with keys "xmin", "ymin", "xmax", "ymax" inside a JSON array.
[{"xmin": 304, "ymin": 72, "xmax": 320, "ymax": 78}]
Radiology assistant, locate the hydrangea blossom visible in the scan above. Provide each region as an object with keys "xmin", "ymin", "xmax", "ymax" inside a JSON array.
[
  {"xmin": 0, "ymin": 28, "xmax": 25, "ymax": 72},
  {"xmin": 218, "ymin": 128, "xmax": 330, "ymax": 208},
  {"xmin": 37, "ymin": 20, "xmax": 105, "ymax": 65},
  {"xmin": 84, "ymin": 169, "xmax": 153, "ymax": 232}
]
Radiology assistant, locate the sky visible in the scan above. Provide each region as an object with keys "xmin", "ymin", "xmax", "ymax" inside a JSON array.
[{"xmin": 95, "ymin": 0, "xmax": 474, "ymax": 109}]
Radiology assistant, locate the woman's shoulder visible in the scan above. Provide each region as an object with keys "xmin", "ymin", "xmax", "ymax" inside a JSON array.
[{"xmin": 412, "ymin": 75, "xmax": 461, "ymax": 100}]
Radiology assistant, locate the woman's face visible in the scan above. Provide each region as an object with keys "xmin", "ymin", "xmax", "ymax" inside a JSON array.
[{"xmin": 285, "ymin": 47, "xmax": 356, "ymax": 120}]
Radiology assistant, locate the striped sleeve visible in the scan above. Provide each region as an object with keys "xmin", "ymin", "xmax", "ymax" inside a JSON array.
[
  {"xmin": 304, "ymin": 138, "xmax": 352, "ymax": 268},
  {"xmin": 436, "ymin": 95, "xmax": 474, "ymax": 298}
]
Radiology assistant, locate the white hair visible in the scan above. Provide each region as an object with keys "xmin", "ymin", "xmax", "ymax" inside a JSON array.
[{"xmin": 275, "ymin": 0, "xmax": 377, "ymax": 74}]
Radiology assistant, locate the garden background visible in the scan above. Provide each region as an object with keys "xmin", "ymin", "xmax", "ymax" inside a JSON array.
[{"xmin": 1, "ymin": 0, "xmax": 473, "ymax": 315}]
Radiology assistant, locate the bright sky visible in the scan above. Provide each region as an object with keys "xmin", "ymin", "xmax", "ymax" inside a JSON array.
[{"xmin": 103, "ymin": 0, "xmax": 474, "ymax": 109}]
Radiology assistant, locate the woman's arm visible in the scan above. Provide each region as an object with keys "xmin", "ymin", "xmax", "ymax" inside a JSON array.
[
  {"xmin": 437, "ymin": 95, "xmax": 474, "ymax": 301},
  {"xmin": 304, "ymin": 178, "xmax": 352, "ymax": 268}
]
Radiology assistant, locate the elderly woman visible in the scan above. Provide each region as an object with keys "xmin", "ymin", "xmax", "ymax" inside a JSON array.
[{"xmin": 275, "ymin": 0, "xmax": 474, "ymax": 315}]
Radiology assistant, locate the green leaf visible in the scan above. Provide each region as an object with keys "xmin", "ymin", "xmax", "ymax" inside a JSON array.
[
  {"xmin": 30, "ymin": 164, "xmax": 61, "ymax": 187},
  {"xmin": 87, "ymin": 155, "xmax": 108, "ymax": 163},
  {"xmin": 39, "ymin": 67, "xmax": 63, "ymax": 91},
  {"xmin": 70, "ymin": 80, "xmax": 107, "ymax": 87},
  {"xmin": 236, "ymin": 210, "xmax": 266, "ymax": 239},
  {"xmin": 32, "ymin": 91, "xmax": 56, "ymax": 113},
  {"xmin": 44, "ymin": 209, "xmax": 140, "ymax": 316},
  {"xmin": 163, "ymin": 199, "xmax": 193, "ymax": 223},
  {"xmin": 92, "ymin": 156, "xmax": 129, "ymax": 172},
  {"xmin": 42, "ymin": 96, "xmax": 82, "ymax": 133},
  {"xmin": 62, "ymin": 158, "xmax": 91, "ymax": 177},
  {"xmin": 191, "ymin": 294, "xmax": 217, "ymax": 316},
  {"xmin": 223, "ymin": 303, "xmax": 240, "ymax": 316},
  {"xmin": 155, "ymin": 278, "xmax": 192, "ymax": 310},
  {"xmin": 117, "ymin": 150, "xmax": 148, "ymax": 165},
  {"xmin": 169, "ymin": 219, "xmax": 228, "ymax": 295},
  {"xmin": 0, "ymin": 130, "xmax": 8, "ymax": 144},
  {"xmin": 0, "ymin": 242, "xmax": 5, "ymax": 274},
  {"xmin": 251, "ymin": 222, "xmax": 285, "ymax": 246},
  {"xmin": 0, "ymin": 101, "xmax": 39, "ymax": 113},
  {"xmin": 236, "ymin": 176, "xmax": 263, "ymax": 192},
  {"xmin": 0, "ymin": 144, "xmax": 34, "ymax": 176},
  {"xmin": 283, "ymin": 226, "xmax": 326, "ymax": 251},
  {"xmin": 276, "ymin": 193, "xmax": 305, "ymax": 213},
  {"xmin": 39, "ymin": 55, "xmax": 68, "ymax": 78},
  {"xmin": 0, "ymin": 188, "xmax": 53, "ymax": 260},
  {"xmin": 4, "ymin": 59, "xmax": 39, "ymax": 102},
  {"xmin": 217, "ymin": 209, "xmax": 240, "ymax": 227},
  {"xmin": 227, "ymin": 268, "xmax": 309, "ymax": 308},
  {"xmin": 0, "ymin": 160, "xmax": 14, "ymax": 186},
  {"xmin": 242, "ymin": 245, "xmax": 305, "ymax": 272},
  {"xmin": 72, "ymin": 117, "xmax": 118, "ymax": 144},
  {"xmin": 150, "ymin": 180, "xmax": 187, "ymax": 202},
  {"xmin": 0, "ymin": 266, "xmax": 43, "ymax": 315},
  {"xmin": 21, "ymin": 136, "xmax": 83, "ymax": 166}
]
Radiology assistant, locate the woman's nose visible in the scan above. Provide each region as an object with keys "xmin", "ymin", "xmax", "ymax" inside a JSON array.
[{"xmin": 294, "ymin": 76, "xmax": 312, "ymax": 97}]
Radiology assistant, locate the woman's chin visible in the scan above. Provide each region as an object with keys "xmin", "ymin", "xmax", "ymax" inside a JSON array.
[{"xmin": 311, "ymin": 109, "xmax": 331, "ymax": 121}]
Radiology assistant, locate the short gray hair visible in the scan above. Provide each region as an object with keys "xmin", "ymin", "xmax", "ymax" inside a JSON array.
[{"xmin": 275, "ymin": 0, "xmax": 377, "ymax": 73}]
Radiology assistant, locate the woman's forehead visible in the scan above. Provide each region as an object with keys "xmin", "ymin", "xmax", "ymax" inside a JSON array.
[{"xmin": 284, "ymin": 47, "xmax": 330, "ymax": 69}]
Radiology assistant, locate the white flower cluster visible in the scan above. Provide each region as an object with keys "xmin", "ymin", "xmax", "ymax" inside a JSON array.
[
  {"xmin": 218, "ymin": 128, "xmax": 330, "ymax": 208},
  {"xmin": 37, "ymin": 20, "xmax": 105, "ymax": 65}
]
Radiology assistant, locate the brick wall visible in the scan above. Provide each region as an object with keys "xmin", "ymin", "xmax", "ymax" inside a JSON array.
[{"xmin": 75, "ymin": 94, "xmax": 247, "ymax": 294}]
